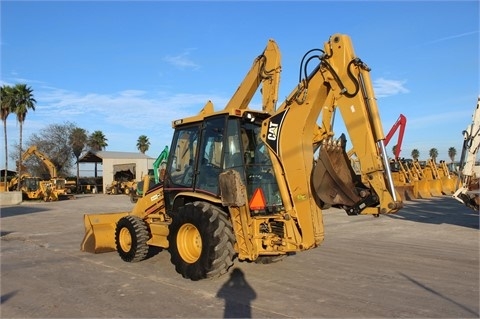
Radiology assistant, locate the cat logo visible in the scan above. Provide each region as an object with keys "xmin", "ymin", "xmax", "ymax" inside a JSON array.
[
  {"xmin": 150, "ymin": 194, "xmax": 160, "ymax": 201},
  {"xmin": 267, "ymin": 121, "xmax": 279, "ymax": 141},
  {"xmin": 265, "ymin": 110, "xmax": 288, "ymax": 156}
]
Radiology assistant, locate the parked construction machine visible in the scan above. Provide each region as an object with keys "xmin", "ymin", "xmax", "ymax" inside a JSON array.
[
  {"xmin": 20, "ymin": 145, "xmax": 72, "ymax": 201},
  {"xmin": 81, "ymin": 34, "xmax": 403, "ymax": 281},
  {"xmin": 129, "ymin": 146, "xmax": 170, "ymax": 203},
  {"xmin": 453, "ymin": 97, "xmax": 480, "ymax": 211},
  {"xmin": 7, "ymin": 174, "xmax": 43, "ymax": 200}
]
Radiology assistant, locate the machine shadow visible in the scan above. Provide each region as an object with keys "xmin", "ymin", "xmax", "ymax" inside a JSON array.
[
  {"xmin": 399, "ymin": 272, "xmax": 479, "ymax": 317},
  {"xmin": 388, "ymin": 196, "xmax": 479, "ymax": 229},
  {"xmin": 0, "ymin": 205, "xmax": 50, "ymax": 218}
]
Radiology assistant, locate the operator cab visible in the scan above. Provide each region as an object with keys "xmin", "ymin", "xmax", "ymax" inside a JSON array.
[{"xmin": 163, "ymin": 112, "xmax": 283, "ymax": 215}]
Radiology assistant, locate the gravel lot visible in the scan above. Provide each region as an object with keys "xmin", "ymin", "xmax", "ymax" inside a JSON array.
[{"xmin": 1, "ymin": 194, "xmax": 478, "ymax": 318}]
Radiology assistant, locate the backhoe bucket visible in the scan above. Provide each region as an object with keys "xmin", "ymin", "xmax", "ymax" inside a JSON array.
[
  {"xmin": 80, "ymin": 212, "xmax": 129, "ymax": 253},
  {"xmin": 312, "ymin": 140, "xmax": 362, "ymax": 207}
]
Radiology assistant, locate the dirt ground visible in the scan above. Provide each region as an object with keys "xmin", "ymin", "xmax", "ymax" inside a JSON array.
[{"xmin": 1, "ymin": 194, "xmax": 478, "ymax": 318}]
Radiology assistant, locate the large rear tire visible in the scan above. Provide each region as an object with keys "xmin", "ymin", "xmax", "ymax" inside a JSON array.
[
  {"xmin": 168, "ymin": 201, "xmax": 235, "ymax": 281},
  {"xmin": 115, "ymin": 215, "xmax": 149, "ymax": 262}
]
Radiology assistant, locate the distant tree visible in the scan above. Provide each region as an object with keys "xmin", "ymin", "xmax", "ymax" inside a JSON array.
[
  {"xmin": 136, "ymin": 135, "xmax": 150, "ymax": 154},
  {"xmin": 69, "ymin": 127, "xmax": 88, "ymax": 191},
  {"xmin": 448, "ymin": 147, "xmax": 456, "ymax": 163},
  {"xmin": 1, "ymin": 85, "xmax": 15, "ymax": 190},
  {"xmin": 429, "ymin": 148, "xmax": 438, "ymax": 162},
  {"xmin": 88, "ymin": 130, "xmax": 108, "ymax": 178},
  {"xmin": 88, "ymin": 130, "xmax": 108, "ymax": 151},
  {"xmin": 12, "ymin": 84, "xmax": 36, "ymax": 190},
  {"xmin": 24, "ymin": 122, "xmax": 77, "ymax": 178},
  {"xmin": 411, "ymin": 149, "xmax": 420, "ymax": 161}
]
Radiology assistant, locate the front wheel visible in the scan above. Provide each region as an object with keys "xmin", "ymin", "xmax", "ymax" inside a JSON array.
[
  {"xmin": 168, "ymin": 201, "xmax": 235, "ymax": 281},
  {"xmin": 115, "ymin": 215, "xmax": 149, "ymax": 262}
]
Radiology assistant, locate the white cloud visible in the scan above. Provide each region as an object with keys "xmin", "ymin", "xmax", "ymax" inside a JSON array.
[
  {"xmin": 163, "ymin": 49, "xmax": 199, "ymax": 70},
  {"xmin": 374, "ymin": 78, "xmax": 409, "ymax": 98},
  {"xmin": 423, "ymin": 31, "xmax": 479, "ymax": 46}
]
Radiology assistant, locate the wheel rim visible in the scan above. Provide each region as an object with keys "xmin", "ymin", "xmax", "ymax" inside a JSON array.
[
  {"xmin": 177, "ymin": 223, "xmax": 202, "ymax": 263},
  {"xmin": 119, "ymin": 227, "xmax": 132, "ymax": 252}
]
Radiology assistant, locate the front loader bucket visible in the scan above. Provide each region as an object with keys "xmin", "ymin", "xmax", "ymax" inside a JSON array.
[
  {"xmin": 411, "ymin": 182, "xmax": 420, "ymax": 199},
  {"xmin": 415, "ymin": 180, "xmax": 431, "ymax": 199},
  {"xmin": 403, "ymin": 184, "xmax": 418, "ymax": 200},
  {"xmin": 429, "ymin": 180, "xmax": 443, "ymax": 197},
  {"xmin": 80, "ymin": 212, "xmax": 129, "ymax": 253},
  {"xmin": 394, "ymin": 185, "xmax": 407, "ymax": 202},
  {"xmin": 440, "ymin": 176, "xmax": 455, "ymax": 195}
]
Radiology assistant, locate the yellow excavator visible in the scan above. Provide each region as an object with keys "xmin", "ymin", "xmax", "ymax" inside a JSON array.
[{"xmin": 81, "ymin": 34, "xmax": 402, "ymax": 281}]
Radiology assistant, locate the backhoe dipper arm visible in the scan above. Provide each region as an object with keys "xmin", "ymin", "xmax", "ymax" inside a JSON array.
[
  {"xmin": 180, "ymin": 40, "xmax": 281, "ymax": 124},
  {"xmin": 22, "ymin": 145, "xmax": 58, "ymax": 178},
  {"xmin": 262, "ymin": 34, "xmax": 401, "ymax": 225},
  {"xmin": 223, "ymin": 39, "xmax": 281, "ymax": 114}
]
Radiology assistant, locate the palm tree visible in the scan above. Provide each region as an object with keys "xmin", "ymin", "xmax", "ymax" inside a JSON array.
[
  {"xmin": 69, "ymin": 127, "xmax": 88, "ymax": 193},
  {"xmin": 429, "ymin": 148, "xmax": 438, "ymax": 162},
  {"xmin": 1, "ymin": 85, "xmax": 15, "ymax": 191},
  {"xmin": 411, "ymin": 149, "xmax": 420, "ymax": 161},
  {"xmin": 88, "ymin": 130, "xmax": 108, "ymax": 178},
  {"xmin": 448, "ymin": 147, "xmax": 456, "ymax": 163},
  {"xmin": 12, "ymin": 84, "xmax": 36, "ymax": 191},
  {"xmin": 136, "ymin": 135, "xmax": 150, "ymax": 154}
]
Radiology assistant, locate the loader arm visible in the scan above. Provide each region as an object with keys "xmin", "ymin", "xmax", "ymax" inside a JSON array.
[{"xmin": 262, "ymin": 34, "xmax": 401, "ymax": 226}]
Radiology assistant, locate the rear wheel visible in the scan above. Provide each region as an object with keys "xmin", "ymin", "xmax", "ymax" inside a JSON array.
[
  {"xmin": 168, "ymin": 201, "xmax": 235, "ymax": 281},
  {"xmin": 115, "ymin": 215, "xmax": 149, "ymax": 262}
]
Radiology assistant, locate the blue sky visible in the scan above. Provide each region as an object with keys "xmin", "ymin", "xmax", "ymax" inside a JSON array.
[{"xmin": 1, "ymin": 1, "xmax": 479, "ymax": 173}]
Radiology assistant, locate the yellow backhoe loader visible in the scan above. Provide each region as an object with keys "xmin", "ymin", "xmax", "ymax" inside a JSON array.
[
  {"xmin": 389, "ymin": 159, "xmax": 417, "ymax": 200},
  {"xmin": 81, "ymin": 34, "xmax": 402, "ymax": 281},
  {"xmin": 401, "ymin": 159, "xmax": 431, "ymax": 199},
  {"xmin": 424, "ymin": 158, "xmax": 455, "ymax": 195},
  {"xmin": 420, "ymin": 159, "xmax": 444, "ymax": 197},
  {"xmin": 437, "ymin": 160, "xmax": 458, "ymax": 195},
  {"xmin": 7, "ymin": 174, "xmax": 43, "ymax": 200}
]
